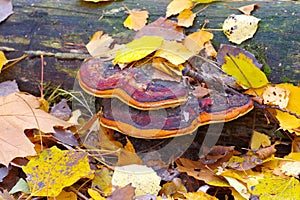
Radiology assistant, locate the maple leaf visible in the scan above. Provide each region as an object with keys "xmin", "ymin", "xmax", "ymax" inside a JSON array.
[
  {"xmin": 22, "ymin": 146, "xmax": 92, "ymax": 197},
  {"xmin": 223, "ymin": 14, "xmax": 260, "ymax": 44},
  {"xmin": 155, "ymin": 40, "xmax": 194, "ymax": 65},
  {"xmin": 113, "ymin": 36, "xmax": 163, "ymax": 64},
  {"xmin": 135, "ymin": 17, "xmax": 185, "ymax": 41},
  {"xmin": 0, "ymin": 0, "xmax": 13, "ymax": 23},
  {"xmin": 86, "ymin": 31, "xmax": 114, "ymax": 57},
  {"xmin": 124, "ymin": 9, "xmax": 149, "ymax": 31},
  {"xmin": 0, "ymin": 93, "xmax": 72, "ymax": 166},
  {"xmin": 183, "ymin": 30, "xmax": 213, "ymax": 55},
  {"xmin": 177, "ymin": 9, "xmax": 195, "ymax": 27},
  {"xmin": 251, "ymin": 173, "xmax": 300, "ymax": 200},
  {"xmin": 166, "ymin": 0, "xmax": 193, "ymax": 17}
]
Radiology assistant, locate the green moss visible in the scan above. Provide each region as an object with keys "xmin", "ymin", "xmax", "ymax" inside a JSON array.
[
  {"xmin": 240, "ymin": 43, "xmax": 272, "ymax": 77},
  {"xmin": 55, "ymin": 63, "xmax": 78, "ymax": 78}
]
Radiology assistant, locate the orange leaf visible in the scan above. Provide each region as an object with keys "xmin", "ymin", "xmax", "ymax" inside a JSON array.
[
  {"xmin": 86, "ymin": 31, "xmax": 114, "ymax": 57},
  {"xmin": 177, "ymin": 9, "xmax": 195, "ymax": 27},
  {"xmin": 0, "ymin": 93, "xmax": 72, "ymax": 166},
  {"xmin": 124, "ymin": 10, "xmax": 149, "ymax": 31},
  {"xmin": 166, "ymin": 0, "xmax": 193, "ymax": 17},
  {"xmin": 135, "ymin": 17, "xmax": 185, "ymax": 41},
  {"xmin": 183, "ymin": 30, "xmax": 214, "ymax": 55}
]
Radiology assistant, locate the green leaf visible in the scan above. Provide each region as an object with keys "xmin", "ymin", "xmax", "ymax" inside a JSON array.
[{"xmin": 9, "ymin": 178, "xmax": 30, "ymax": 195}]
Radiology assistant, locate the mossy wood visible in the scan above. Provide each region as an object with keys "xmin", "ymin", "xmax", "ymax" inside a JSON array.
[{"xmin": 0, "ymin": 0, "xmax": 298, "ymax": 140}]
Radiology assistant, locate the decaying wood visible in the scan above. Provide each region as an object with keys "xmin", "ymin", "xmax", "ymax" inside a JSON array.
[{"xmin": 0, "ymin": 0, "xmax": 298, "ymax": 147}]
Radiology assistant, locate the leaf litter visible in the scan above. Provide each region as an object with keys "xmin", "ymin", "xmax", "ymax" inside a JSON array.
[{"xmin": 1, "ymin": 0, "xmax": 300, "ymax": 200}]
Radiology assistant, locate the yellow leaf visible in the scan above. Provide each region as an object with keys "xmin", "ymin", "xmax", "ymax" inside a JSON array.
[
  {"xmin": 48, "ymin": 191, "xmax": 77, "ymax": 200},
  {"xmin": 83, "ymin": 0, "xmax": 112, "ymax": 2},
  {"xmin": 124, "ymin": 10, "xmax": 149, "ymax": 31},
  {"xmin": 112, "ymin": 164, "xmax": 161, "ymax": 196},
  {"xmin": 166, "ymin": 0, "xmax": 193, "ymax": 17},
  {"xmin": 92, "ymin": 168, "xmax": 113, "ymax": 196},
  {"xmin": 223, "ymin": 14, "xmax": 260, "ymax": 44},
  {"xmin": 222, "ymin": 53, "xmax": 268, "ymax": 88},
  {"xmin": 251, "ymin": 174, "xmax": 300, "ymax": 200},
  {"xmin": 272, "ymin": 83, "xmax": 300, "ymax": 133},
  {"xmin": 251, "ymin": 131, "xmax": 271, "ymax": 150},
  {"xmin": 177, "ymin": 9, "xmax": 195, "ymax": 27},
  {"xmin": 88, "ymin": 189, "xmax": 106, "ymax": 200},
  {"xmin": 86, "ymin": 31, "xmax": 114, "ymax": 57},
  {"xmin": 155, "ymin": 40, "xmax": 193, "ymax": 65},
  {"xmin": 152, "ymin": 57, "xmax": 184, "ymax": 77},
  {"xmin": 0, "ymin": 51, "xmax": 8, "ymax": 72},
  {"xmin": 192, "ymin": 0, "xmax": 216, "ymax": 3},
  {"xmin": 113, "ymin": 36, "xmax": 163, "ymax": 64},
  {"xmin": 183, "ymin": 30, "xmax": 214, "ymax": 55},
  {"xmin": 184, "ymin": 190, "xmax": 218, "ymax": 200},
  {"xmin": 223, "ymin": 176, "xmax": 250, "ymax": 200},
  {"xmin": 22, "ymin": 146, "xmax": 92, "ymax": 197}
]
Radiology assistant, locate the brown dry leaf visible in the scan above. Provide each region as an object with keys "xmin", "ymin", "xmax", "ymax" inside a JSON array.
[
  {"xmin": 238, "ymin": 4, "xmax": 259, "ymax": 15},
  {"xmin": 0, "ymin": 51, "xmax": 8, "ymax": 72},
  {"xmin": 204, "ymin": 41, "xmax": 217, "ymax": 58},
  {"xmin": 107, "ymin": 184, "xmax": 135, "ymax": 200},
  {"xmin": 86, "ymin": 31, "xmax": 114, "ymax": 57},
  {"xmin": 177, "ymin": 9, "xmax": 195, "ymax": 27},
  {"xmin": 292, "ymin": 137, "xmax": 300, "ymax": 153},
  {"xmin": 117, "ymin": 138, "xmax": 143, "ymax": 166},
  {"xmin": 262, "ymin": 85, "xmax": 290, "ymax": 109},
  {"xmin": 183, "ymin": 30, "xmax": 214, "ymax": 55},
  {"xmin": 256, "ymin": 143, "xmax": 277, "ymax": 160},
  {"xmin": 124, "ymin": 10, "xmax": 149, "ymax": 31},
  {"xmin": 226, "ymin": 155, "xmax": 263, "ymax": 171},
  {"xmin": 176, "ymin": 157, "xmax": 230, "ymax": 187},
  {"xmin": 191, "ymin": 85, "xmax": 209, "ymax": 98},
  {"xmin": 155, "ymin": 40, "xmax": 194, "ymax": 65},
  {"xmin": 166, "ymin": 0, "xmax": 193, "ymax": 17},
  {"xmin": 0, "ymin": 0, "xmax": 13, "ymax": 23},
  {"xmin": 0, "ymin": 92, "xmax": 72, "ymax": 166},
  {"xmin": 135, "ymin": 17, "xmax": 185, "ymax": 41},
  {"xmin": 159, "ymin": 178, "xmax": 187, "ymax": 199}
]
